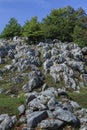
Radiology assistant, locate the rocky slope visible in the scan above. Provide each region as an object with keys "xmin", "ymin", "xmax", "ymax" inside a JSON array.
[{"xmin": 0, "ymin": 38, "xmax": 87, "ymax": 130}]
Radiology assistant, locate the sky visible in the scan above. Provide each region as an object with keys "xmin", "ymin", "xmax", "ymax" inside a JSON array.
[{"xmin": 0, "ymin": 0, "xmax": 87, "ymax": 32}]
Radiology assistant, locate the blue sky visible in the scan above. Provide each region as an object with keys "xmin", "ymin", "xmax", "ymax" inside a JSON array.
[{"xmin": 0, "ymin": 0, "xmax": 87, "ymax": 32}]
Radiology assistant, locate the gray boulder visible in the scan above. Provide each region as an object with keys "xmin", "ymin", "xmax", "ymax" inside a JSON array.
[
  {"xmin": 47, "ymin": 97, "xmax": 60, "ymax": 110},
  {"xmin": 38, "ymin": 119, "xmax": 64, "ymax": 130},
  {"xmin": 67, "ymin": 61, "xmax": 85, "ymax": 73},
  {"xmin": 43, "ymin": 59, "xmax": 53, "ymax": 72},
  {"xmin": 51, "ymin": 47, "xmax": 59, "ymax": 56},
  {"xmin": 82, "ymin": 47, "xmax": 87, "ymax": 55},
  {"xmin": 8, "ymin": 51, "xmax": 14, "ymax": 59},
  {"xmin": 18, "ymin": 105, "xmax": 25, "ymax": 115},
  {"xmin": 28, "ymin": 76, "xmax": 43, "ymax": 91},
  {"xmin": 53, "ymin": 107, "xmax": 80, "ymax": 128},
  {"xmin": 41, "ymin": 87, "xmax": 58, "ymax": 99},
  {"xmin": 0, "ymin": 114, "xmax": 9, "ymax": 122},
  {"xmin": 27, "ymin": 111, "xmax": 48, "ymax": 128},
  {"xmin": 28, "ymin": 98, "xmax": 47, "ymax": 111},
  {"xmin": 0, "ymin": 116, "xmax": 13, "ymax": 130},
  {"xmin": 43, "ymin": 50, "xmax": 51, "ymax": 59},
  {"xmin": 28, "ymin": 71, "xmax": 44, "ymax": 91},
  {"xmin": 26, "ymin": 94, "xmax": 36, "ymax": 105}
]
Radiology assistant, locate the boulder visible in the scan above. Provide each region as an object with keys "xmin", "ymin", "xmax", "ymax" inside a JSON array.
[
  {"xmin": 18, "ymin": 105, "xmax": 25, "ymax": 115},
  {"xmin": 51, "ymin": 47, "xmax": 59, "ymax": 56},
  {"xmin": 38, "ymin": 119, "xmax": 64, "ymax": 130},
  {"xmin": 43, "ymin": 59, "xmax": 53, "ymax": 72},
  {"xmin": 82, "ymin": 47, "xmax": 87, "ymax": 55},
  {"xmin": 0, "ymin": 114, "xmax": 9, "ymax": 122},
  {"xmin": 26, "ymin": 94, "xmax": 36, "ymax": 105},
  {"xmin": 53, "ymin": 107, "xmax": 80, "ymax": 128},
  {"xmin": 43, "ymin": 50, "xmax": 51, "ymax": 59},
  {"xmin": 8, "ymin": 51, "xmax": 14, "ymax": 59},
  {"xmin": 41, "ymin": 87, "xmax": 58, "ymax": 99},
  {"xmin": 27, "ymin": 71, "xmax": 44, "ymax": 91},
  {"xmin": 67, "ymin": 61, "xmax": 85, "ymax": 73},
  {"xmin": 0, "ymin": 116, "xmax": 13, "ymax": 130},
  {"xmin": 27, "ymin": 111, "xmax": 48, "ymax": 128},
  {"xmin": 28, "ymin": 76, "xmax": 43, "ymax": 91},
  {"xmin": 47, "ymin": 97, "xmax": 60, "ymax": 110},
  {"xmin": 28, "ymin": 98, "xmax": 47, "ymax": 111}
]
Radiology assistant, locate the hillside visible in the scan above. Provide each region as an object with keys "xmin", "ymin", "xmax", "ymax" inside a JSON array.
[{"xmin": 0, "ymin": 38, "xmax": 87, "ymax": 130}]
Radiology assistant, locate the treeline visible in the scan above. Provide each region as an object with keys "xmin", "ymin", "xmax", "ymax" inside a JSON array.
[{"xmin": 0, "ymin": 6, "xmax": 87, "ymax": 47}]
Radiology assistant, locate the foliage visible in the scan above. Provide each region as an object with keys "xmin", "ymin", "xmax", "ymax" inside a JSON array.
[
  {"xmin": 42, "ymin": 6, "xmax": 76, "ymax": 41},
  {"xmin": 73, "ymin": 25, "xmax": 87, "ymax": 47},
  {"xmin": 22, "ymin": 16, "xmax": 43, "ymax": 44},
  {"xmin": 0, "ymin": 18, "xmax": 22, "ymax": 39}
]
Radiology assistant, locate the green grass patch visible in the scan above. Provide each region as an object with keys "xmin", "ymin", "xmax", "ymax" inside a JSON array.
[
  {"xmin": 0, "ymin": 57, "xmax": 12, "ymax": 69},
  {"xmin": 0, "ymin": 94, "xmax": 25, "ymax": 115},
  {"xmin": 45, "ymin": 74, "xmax": 65, "ymax": 88},
  {"xmin": 0, "ymin": 80, "xmax": 12, "ymax": 90},
  {"xmin": 85, "ymin": 65, "xmax": 87, "ymax": 71},
  {"xmin": 69, "ymin": 87, "xmax": 87, "ymax": 108}
]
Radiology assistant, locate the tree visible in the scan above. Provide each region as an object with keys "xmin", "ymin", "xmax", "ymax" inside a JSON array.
[
  {"xmin": 73, "ymin": 8, "xmax": 87, "ymax": 47},
  {"xmin": 73, "ymin": 25, "xmax": 87, "ymax": 47},
  {"xmin": 42, "ymin": 6, "xmax": 75, "ymax": 41},
  {"xmin": 1, "ymin": 18, "xmax": 22, "ymax": 39},
  {"xmin": 22, "ymin": 17, "xmax": 43, "ymax": 44}
]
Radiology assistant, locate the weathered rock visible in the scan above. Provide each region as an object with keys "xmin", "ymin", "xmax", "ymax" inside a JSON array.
[
  {"xmin": 8, "ymin": 51, "xmax": 14, "ymax": 59},
  {"xmin": 0, "ymin": 114, "xmax": 9, "ymax": 122},
  {"xmin": 47, "ymin": 97, "xmax": 60, "ymax": 110},
  {"xmin": 43, "ymin": 59, "xmax": 53, "ymax": 73},
  {"xmin": 38, "ymin": 119, "xmax": 64, "ymax": 130},
  {"xmin": 53, "ymin": 107, "xmax": 80, "ymax": 128},
  {"xmin": 11, "ymin": 115, "xmax": 17, "ymax": 124},
  {"xmin": 41, "ymin": 87, "xmax": 58, "ymax": 99},
  {"xmin": 43, "ymin": 50, "xmax": 51, "ymax": 59},
  {"xmin": 27, "ymin": 111, "xmax": 48, "ymax": 128},
  {"xmin": 28, "ymin": 77, "xmax": 42, "ymax": 91},
  {"xmin": 41, "ymin": 83, "xmax": 47, "ymax": 91},
  {"xmin": 0, "ymin": 116, "xmax": 13, "ymax": 130},
  {"xmin": 28, "ymin": 98, "xmax": 47, "ymax": 111},
  {"xmin": 18, "ymin": 105, "xmax": 25, "ymax": 115},
  {"xmin": 0, "ymin": 46, "xmax": 8, "ymax": 58},
  {"xmin": 19, "ymin": 116, "xmax": 26, "ymax": 123},
  {"xmin": 82, "ymin": 47, "xmax": 87, "ymax": 55},
  {"xmin": 26, "ymin": 94, "xmax": 36, "ymax": 105},
  {"xmin": 69, "ymin": 101, "xmax": 80, "ymax": 110},
  {"xmin": 67, "ymin": 61, "xmax": 85, "ymax": 73},
  {"xmin": 27, "ymin": 71, "xmax": 44, "ymax": 91},
  {"xmin": 51, "ymin": 47, "xmax": 59, "ymax": 56}
]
